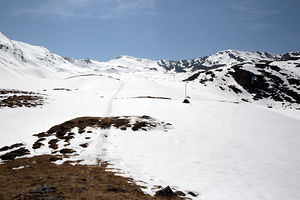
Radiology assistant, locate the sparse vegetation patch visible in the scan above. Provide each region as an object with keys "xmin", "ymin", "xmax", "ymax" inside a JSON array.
[
  {"xmin": 0, "ymin": 155, "xmax": 184, "ymax": 200},
  {"xmin": 0, "ymin": 89, "xmax": 45, "ymax": 108}
]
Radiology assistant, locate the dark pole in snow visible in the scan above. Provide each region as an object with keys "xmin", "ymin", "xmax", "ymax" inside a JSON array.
[{"xmin": 183, "ymin": 82, "xmax": 190, "ymax": 103}]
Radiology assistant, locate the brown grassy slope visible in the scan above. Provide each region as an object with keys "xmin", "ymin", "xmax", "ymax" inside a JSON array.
[{"xmin": 0, "ymin": 155, "xmax": 182, "ymax": 200}]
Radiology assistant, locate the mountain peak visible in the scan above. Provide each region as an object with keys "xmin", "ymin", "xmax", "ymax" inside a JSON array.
[
  {"xmin": 157, "ymin": 49, "xmax": 281, "ymax": 73},
  {"xmin": 0, "ymin": 32, "xmax": 12, "ymax": 45},
  {"xmin": 115, "ymin": 55, "xmax": 153, "ymax": 62},
  {"xmin": 117, "ymin": 55, "xmax": 134, "ymax": 59}
]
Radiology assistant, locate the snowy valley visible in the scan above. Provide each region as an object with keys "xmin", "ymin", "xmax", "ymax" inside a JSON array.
[{"xmin": 0, "ymin": 32, "xmax": 300, "ymax": 200}]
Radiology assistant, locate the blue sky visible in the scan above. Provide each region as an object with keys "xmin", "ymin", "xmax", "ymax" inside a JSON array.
[{"xmin": 0, "ymin": 0, "xmax": 299, "ymax": 61}]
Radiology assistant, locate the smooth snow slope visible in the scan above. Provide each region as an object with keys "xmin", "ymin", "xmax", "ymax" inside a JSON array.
[{"xmin": 106, "ymin": 74, "xmax": 300, "ymax": 200}]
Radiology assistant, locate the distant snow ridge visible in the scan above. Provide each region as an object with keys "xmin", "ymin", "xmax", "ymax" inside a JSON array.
[
  {"xmin": 0, "ymin": 32, "xmax": 282, "ymax": 78},
  {"xmin": 157, "ymin": 50, "xmax": 280, "ymax": 72}
]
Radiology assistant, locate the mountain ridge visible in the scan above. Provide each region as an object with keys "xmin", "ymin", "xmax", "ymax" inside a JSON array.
[
  {"xmin": 1, "ymin": 32, "xmax": 299, "ymax": 109},
  {"xmin": 1, "ymin": 32, "xmax": 296, "ymax": 77}
]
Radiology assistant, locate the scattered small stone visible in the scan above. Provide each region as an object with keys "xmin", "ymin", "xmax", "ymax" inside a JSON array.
[
  {"xmin": 155, "ymin": 186, "xmax": 176, "ymax": 197},
  {"xmin": 141, "ymin": 115, "xmax": 151, "ymax": 119},
  {"xmin": 79, "ymin": 143, "xmax": 88, "ymax": 148},
  {"xmin": 30, "ymin": 185, "xmax": 56, "ymax": 194},
  {"xmin": 120, "ymin": 126, "xmax": 127, "ymax": 130},
  {"xmin": 132, "ymin": 126, "xmax": 139, "ymax": 131},
  {"xmin": 188, "ymin": 191, "xmax": 198, "ymax": 197},
  {"xmin": 241, "ymin": 98, "xmax": 249, "ymax": 102},
  {"xmin": 183, "ymin": 99, "xmax": 190, "ymax": 103},
  {"xmin": 53, "ymin": 88, "xmax": 72, "ymax": 91},
  {"xmin": 15, "ymin": 184, "xmax": 65, "ymax": 200},
  {"xmin": 174, "ymin": 191, "xmax": 186, "ymax": 197},
  {"xmin": 77, "ymin": 178, "xmax": 87, "ymax": 182},
  {"xmin": 135, "ymin": 188, "xmax": 144, "ymax": 194}
]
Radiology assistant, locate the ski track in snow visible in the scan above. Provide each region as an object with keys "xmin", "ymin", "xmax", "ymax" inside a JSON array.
[
  {"xmin": 105, "ymin": 79, "xmax": 128, "ymax": 117},
  {"xmin": 96, "ymin": 79, "xmax": 128, "ymax": 163}
]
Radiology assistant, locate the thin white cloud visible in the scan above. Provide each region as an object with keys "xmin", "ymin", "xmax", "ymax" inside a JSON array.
[
  {"xmin": 226, "ymin": 1, "xmax": 279, "ymax": 21},
  {"xmin": 14, "ymin": 0, "xmax": 91, "ymax": 18},
  {"xmin": 100, "ymin": 0, "xmax": 159, "ymax": 19},
  {"xmin": 224, "ymin": 0, "xmax": 281, "ymax": 31},
  {"xmin": 13, "ymin": 0, "xmax": 159, "ymax": 19}
]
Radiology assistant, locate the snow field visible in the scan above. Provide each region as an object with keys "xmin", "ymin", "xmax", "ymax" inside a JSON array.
[{"xmin": 106, "ymin": 76, "xmax": 300, "ymax": 200}]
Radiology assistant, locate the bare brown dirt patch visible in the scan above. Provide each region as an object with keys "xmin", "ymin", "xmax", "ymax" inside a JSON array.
[
  {"xmin": 0, "ymin": 143, "xmax": 24, "ymax": 152},
  {"xmin": 0, "ymin": 147, "xmax": 30, "ymax": 161},
  {"xmin": 0, "ymin": 89, "xmax": 45, "ymax": 108},
  {"xmin": 0, "ymin": 155, "xmax": 183, "ymax": 200}
]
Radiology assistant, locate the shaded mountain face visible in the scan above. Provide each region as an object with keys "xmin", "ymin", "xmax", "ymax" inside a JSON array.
[
  {"xmin": 184, "ymin": 57, "xmax": 300, "ymax": 108},
  {"xmin": 280, "ymin": 52, "xmax": 300, "ymax": 61}
]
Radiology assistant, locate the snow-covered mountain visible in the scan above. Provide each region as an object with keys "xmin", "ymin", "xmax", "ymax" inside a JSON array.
[
  {"xmin": 0, "ymin": 32, "xmax": 161, "ymax": 79},
  {"xmin": 1, "ymin": 32, "xmax": 300, "ymax": 200},
  {"xmin": 184, "ymin": 57, "xmax": 300, "ymax": 109},
  {"xmin": 1, "ymin": 32, "xmax": 299, "ymax": 109},
  {"xmin": 158, "ymin": 50, "xmax": 280, "ymax": 72},
  {"xmin": 0, "ymin": 32, "xmax": 287, "ymax": 78}
]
